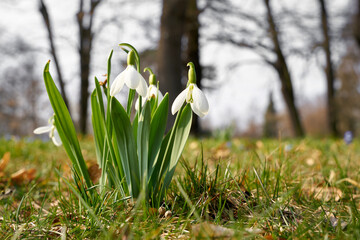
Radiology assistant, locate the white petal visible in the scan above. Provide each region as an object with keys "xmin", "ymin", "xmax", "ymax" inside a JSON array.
[
  {"xmin": 171, "ymin": 88, "xmax": 188, "ymax": 115},
  {"xmin": 33, "ymin": 125, "xmax": 52, "ymax": 134},
  {"xmin": 148, "ymin": 85, "xmax": 163, "ymax": 103},
  {"xmin": 124, "ymin": 66, "xmax": 140, "ymax": 89},
  {"xmin": 192, "ymin": 85, "xmax": 209, "ymax": 117},
  {"xmin": 147, "ymin": 85, "xmax": 157, "ymax": 98},
  {"xmin": 190, "ymin": 103, "xmax": 206, "ymax": 117},
  {"xmin": 157, "ymin": 90, "xmax": 164, "ymax": 105},
  {"xmin": 135, "ymin": 97, "xmax": 140, "ymax": 111},
  {"xmin": 52, "ymin": 129, "xmax": 62, "ymax": 146},
  {"xmin": 110, "ymin": 71, "xmax": 126, "ymax": 96},
  {"xmin": 136, "ymin": 75, "xmax": 148, "ymax": 97},
  {"xmin": 142, "ymin": 95, "xmax": 147, "ymax": 105}
]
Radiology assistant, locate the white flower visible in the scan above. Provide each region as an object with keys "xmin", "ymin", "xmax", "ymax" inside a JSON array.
[
  {"xmin": 110, "ymin": 65, "xmax": 148, "ymax": 97},
  {"xmin": 33, "ymin": 116, "xmax": 62, "ymax": 146},
  {"xmin": 135, "ymin": 84, "xmax": 164, "ymax": 110},
  {"xmin": 171, "ymin": 83, "xmax": 209, "ymax": 117}
]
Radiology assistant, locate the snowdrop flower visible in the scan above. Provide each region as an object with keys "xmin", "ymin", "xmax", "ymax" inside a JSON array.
[
  {"xmin": 135, "ymin": 68, "xmax": 164, "ymax": 111},
  {"xmin": 110, "ymin": 50, "xmax": 148, "ymax": 97},
  {"xmin": 171, "ymin": 62, "xmax": 209, "ymax": 117},
  {"xmin": 33, "ymin": 115, "xmax": 62, "ymax": 146}
]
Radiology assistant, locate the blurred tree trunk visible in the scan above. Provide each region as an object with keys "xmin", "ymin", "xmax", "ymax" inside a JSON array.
[
  {"xmin": 158, "ymin": 0, "xmax": 189, "ymax": 128},
  {"xmin": 319, "ymin": 0, "xmax": 339, "ymax": 137},
  {"xmin": 185, "ymin": 0, "xmax": 202, "ymax": 135},
  {"xmin": 354, "ymin": 0, "xmax": 360, "ymax": 47},
  {"xmin": 264, "ymin": 0, "xmax": 304, "ymax": 137},
  {"xmin": 39, "ymin": 0, "xmax": 70, "ymax": 112},
  {"xmin": 263, "ymin": 92, "xmax": 278, "ymax": 138},
  {"xmin": 77, "ymin": 0, "xmax": 101, "ymax": 134}
]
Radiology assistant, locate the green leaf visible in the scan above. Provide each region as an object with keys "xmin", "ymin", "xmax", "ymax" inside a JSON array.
[
  {"xmin": 148, "ymin": 94, "xmax": 169, "ymax": 175},
  {"xmin": 94, "ymin": 77, "xmax": 105, "ymax": 118},
  {"xmin": 126, "ymin": 89, "xmax": 136, "ymax": 116},
  {"xmin": 43, "ymin": 62, "xmax": 92, "ymax": 189},
  {"xmin": 162, "ymin": 104, "xmax": 192, "ymax": 190},
  {"xmin": 91, "ymin": 89, "xmax": 105, "ymax": 166},
  {"xmin": 91, "ymin": 86, "xmax": 112, "ymax": 193},
  {"xmin": 148, "ymin": 130, "xmax": 171, "ymax": 194},
  {"xmin": 162, "ymin": 104, "xmax": 192, "ymax": 191},
  {"xmin": 107, "ymin": 50, "xmax": 114, "ymax": 87},
  {"xmin": 137, "ymin": 101, "xmax": 151, "ymax": 183},
  {"xmin": 132, "ymin": 111, "xmax": 139, "ymax": 144},
  {"xmin": 110, "ymin": 97, "xmax": 140, "ymax": 197}
]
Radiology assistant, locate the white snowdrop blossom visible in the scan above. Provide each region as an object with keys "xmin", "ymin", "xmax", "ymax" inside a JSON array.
[
  {"xmin": 171, "ymin": 83, "xmax": 209, "ymax": 117},
  {"xmin": 171, "ymin": 62, "xmax": 209, "ymax": 117},
  {"xmin": 135, "ymin": 84, "xmax": 164, "ymax": 110},
  {"xmin": 33, "ymin": 116, "xmax": 62, "ymax": 146},
  {"xmin": 110, "ymin": 65, "xmax": 148, "ymax": 97},
  {"xmin": 110, "ymin": 50, "xmax": 147, "ymax": 97}
]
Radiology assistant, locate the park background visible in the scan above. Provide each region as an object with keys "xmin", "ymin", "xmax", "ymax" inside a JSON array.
[{"xmin": 0, "ymin": 0, "xmax": 358, "ymax": 138}]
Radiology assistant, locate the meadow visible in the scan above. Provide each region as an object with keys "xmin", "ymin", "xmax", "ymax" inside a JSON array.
[{"xmin": 0, "ymin": 136, "xmax": 359, "ymax": 239}]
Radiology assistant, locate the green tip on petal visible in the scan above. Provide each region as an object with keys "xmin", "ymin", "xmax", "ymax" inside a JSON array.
[
  {"xmin": 187, "ymin": 62, "xmax": 196, "ymax": 84},
  {"xmin": 127, "ymin": 50, "xmax": 136, "ymax": 66},
  {"xmin": 144, "ymin": 67, "xmax": 156, "ymax": 85}
]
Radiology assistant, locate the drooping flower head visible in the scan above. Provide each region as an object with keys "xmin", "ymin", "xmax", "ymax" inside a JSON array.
[
  {"xmin": 33, "ymin": 115, "xmax": 62, "ymax": 146},
  {"xmin": 135, "ymin": 67, "xmax": 164, "ymax": 110},
  {"xmin": 110, "ymin": 50, "xmax": 148, "ymax": 97},
  {"xmin": 171, "ymin": 62, "xmax": 209, "ymax": 117}
]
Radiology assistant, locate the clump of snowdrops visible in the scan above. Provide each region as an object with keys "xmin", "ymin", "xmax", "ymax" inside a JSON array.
[{"xmin": 34, "ymin": 43, "xmax": 209, "ymax": 207}]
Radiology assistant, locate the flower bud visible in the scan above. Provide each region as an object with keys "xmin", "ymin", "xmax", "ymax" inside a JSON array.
[
  {"xmin": 127, "ymin": 50, "xmax": 136, "ymax": 66},
  {"xmin": 187, "ymin": 62, "xmax": 196, "ymax": 85},
  {"xmin": 144, "ymin": 67, "xmax": 156, "ymax": 85}
]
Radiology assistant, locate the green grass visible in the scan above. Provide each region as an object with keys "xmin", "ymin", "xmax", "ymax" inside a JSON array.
[{"xmin": 0, "ymin": 136, "xmax": 360, "ymax": 239}]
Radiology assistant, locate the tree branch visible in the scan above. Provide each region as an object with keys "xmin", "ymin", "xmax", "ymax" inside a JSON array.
[{"xmin": 39, "ymin": 0, "xmax": 70, "ymax": 111}]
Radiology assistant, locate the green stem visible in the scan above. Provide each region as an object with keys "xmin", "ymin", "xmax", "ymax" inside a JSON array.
[{"xmin": 127, "ymin": 89, "xmax": 136, "ymax": 117}]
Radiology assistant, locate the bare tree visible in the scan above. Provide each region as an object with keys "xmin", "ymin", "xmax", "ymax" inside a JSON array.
[
  {"xmin": 207, "ymin": 0, "xmax": 304, "ymax": 137},
  {"xmin": 353, "ymin": 0, "xmax": 360, "ymax": 47},
  {"xmin": 39, "ymin": 0, "xmax": 102, "ymax": 134},
  {"xmin": 0, "ymin": 37, "xmax": 42, "ymax": 136},
  {"xmin": 263, "ymin": 0, "xmax": 304, "ymax": 137},
  {"xmin": 39, "ymin": 0, "xmax": 70, "ymax": 111},
  {"xmin": 77, "ymin": 0, "xmax": 102, "ymax": 134},
  {"xmin": 157, "ymin": 0, "xmax": 189, "ymax": 128},
  {"xmin": 318, "ymin": 0, "xmax": 339, "ymax": 137},
  {"xmin": 336, "ymin": 46, "xmax": 360, "ymax": 134}
]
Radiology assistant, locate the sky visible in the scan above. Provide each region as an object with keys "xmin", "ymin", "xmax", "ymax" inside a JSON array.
[{"xmin": 0, "ymin": 0, "xmax": 353, "ymax": 133}]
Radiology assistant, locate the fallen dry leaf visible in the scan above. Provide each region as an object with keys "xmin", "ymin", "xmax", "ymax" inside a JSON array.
[
  {"xmin": 11, "ymin": 168, "xmax": 36, "ymax": 185},
  {"xmin": 337, "ymin": 178, "xmax": 360, "ymax": 188},
  {"xmin": 189, "ymin": 141, "xmax": 199, "ymax": 150},
  {"xmin": 245, "ymin": 227, "xmax": 264, "ymax": 234},
  {"xmin": 86, "ymin": 161, "xmax": 101, "ymax": 183},
  {"xmin": 305, "ymin": 158, "xmax": 315, "ymax": 166},
  {"xmin": 324, "ymin": 211, "xmax": 348, "ymax": 230},
  {"xmin": 0, "ymin": 152, "xmax": 10, "ymax": 172},
  {"xmin": 0, "ymin": 188, "xmax": 15, "ymax": 200},
  {"xmin": 302, "ymin": 185, "xmax": 342, "ymax": 202},
  {"xmin": 328, "ymin": 170, "xmax": 336, "ymax": 184},
  {"xmin": 192, "ymin": 222, "xmax": 235, "ymax": 239},
  {"xmin": 256, "ymin": 141, "xmax": 264, "ymax": 149},
  {"xmin": 213, "ymin": 143, "xmax": 231, "ymax": 159}
]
